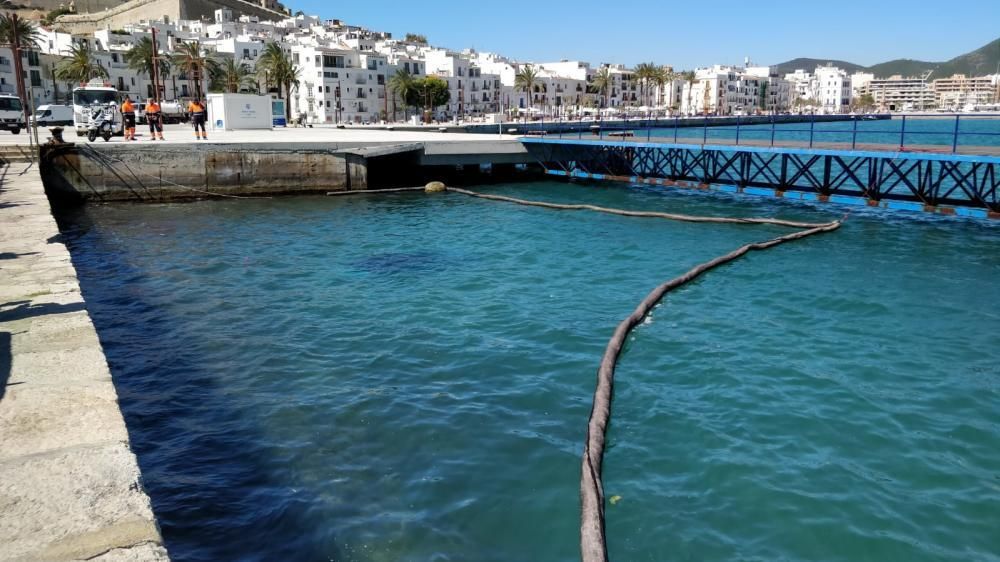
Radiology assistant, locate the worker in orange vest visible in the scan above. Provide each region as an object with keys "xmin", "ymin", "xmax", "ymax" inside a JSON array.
[
  {"xmin": 188, "ymin": 98, "xmax": 207, "ymax": 140},
  {"xmin": 146, "ymin": 98, "xmax": 165, "ymax": 141},
  {"xmin": 121, "ymin": 96, "xmax": 136, "ymax": 140}
]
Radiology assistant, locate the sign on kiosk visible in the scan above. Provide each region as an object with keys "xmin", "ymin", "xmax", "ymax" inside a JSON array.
[{"xmin": 206, "ymin": 94, "xmax": 274, "ymax": 130}]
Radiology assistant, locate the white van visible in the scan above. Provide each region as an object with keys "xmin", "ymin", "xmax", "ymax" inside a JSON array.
[
  {"xmin": 0, "ymin": 93, "xmax": 26, "ymax": 134},
  {"xmin": 31, "ymin": 104, "xmax": 73, "ymax": 127}
]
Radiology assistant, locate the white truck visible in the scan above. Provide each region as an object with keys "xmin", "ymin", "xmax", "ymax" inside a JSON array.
[
  {"xmin": 0, "ymin": 93, "xmax": 26, "ymax": 134},
  {"xmin": 72, "ymin": 80, "xmax": 122, "ymax": 137}
]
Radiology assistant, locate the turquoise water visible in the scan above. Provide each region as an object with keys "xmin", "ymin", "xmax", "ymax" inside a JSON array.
[
  {"xmin": 573, "ymin": 117, "xmax": 1000, "ymax": 149},
  {"xmin": 58, "ymin": 182, "xmax": 1000, "ymax": 561}
]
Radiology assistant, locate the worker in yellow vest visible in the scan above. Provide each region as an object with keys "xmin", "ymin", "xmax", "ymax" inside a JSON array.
[
  {"xmin": 121, "ymin": 96, "xmax": 136, "ymax": 141},
  {"xmin": 145, "ymin": 98, "xmax": 165, "ymax": 141},
  {"xmin": 188, "ymin": 99, "xmax": 207, "ymax": 140}
]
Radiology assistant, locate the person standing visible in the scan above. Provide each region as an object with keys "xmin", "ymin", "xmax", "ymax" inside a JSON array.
[
  {"xmin": 188, "ymin": 98, "xmax": 208, "ymax": 140},
  {"xmin": 146, "ymin": 98, "xmax": 165, "ymax": 141},
  {"xmin": 121, "ymin": 96, "xmax": 136, "ymax": 141}
]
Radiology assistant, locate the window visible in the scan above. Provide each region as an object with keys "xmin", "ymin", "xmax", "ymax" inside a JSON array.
[{"xmin": 30, "ymin": 69, "xmax": 41, "ymax": 87}]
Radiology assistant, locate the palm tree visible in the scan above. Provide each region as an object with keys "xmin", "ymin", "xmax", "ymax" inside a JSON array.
[
  {"xmin": 211, "ymin": 57, "xmax": 253, "ymax": 93},
  {"xmin": 634, "ymin": 62, "xmax": 656, "ymax": 107},
  {"xmin": 256, "ymin": 41, "xmax": 299, "ymax": 120},
  {"xmin": 278, "ymin": 61, "xmax": 299, "ymax": 119},
  {"xmin": 171, "ymin": 41, "xmax": 217, "ymax": 100},
  {"xmin": 387, "ymin": 68, "xmax": 415, "ymax": 121},
  {"xmin": 126, "ymin": 36, "xmax": 171, "ymax": 97},
  {"xmin": 514, "ymin": 64, "xmax": 539, "ymax": 112},
  {"xmin": 653, "ymin": 66, "xmax": 674, "ymax": 110},
  {"xmin": 256, "ymin": 42, "xmax": 286, "ymax": 97},
  {"xmin": 681, "ymin": 70, "xmax": 697, "ymax": 115},
  {"xmin": 0, "ymin": 14, "xmax": 42, "ymax": 50},
  {"xmin": 54, "ymin": 42, "xmax": 107, "ymax": 83},
  {"xmin": 590, "ymin": 66, "xmax": 612, "ymax": 110}
]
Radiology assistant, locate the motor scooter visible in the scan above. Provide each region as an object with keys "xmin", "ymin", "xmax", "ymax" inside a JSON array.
[{"xmin": 86, "ymin": 101, "xmax": 123, "ymax": 142}]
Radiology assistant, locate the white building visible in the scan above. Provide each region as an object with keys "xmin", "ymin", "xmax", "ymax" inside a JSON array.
[{"xmin": 814, "ymin": 65, "xmax": 852, "ymax": 113}]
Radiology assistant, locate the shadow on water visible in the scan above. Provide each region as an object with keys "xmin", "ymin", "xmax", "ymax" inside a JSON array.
[
  {"xmin": 352, "ymin": 250, "xmax": 451, "ymax": 275},
  {"xmin": 54, "ymin": 206, "xmax": 341, "ymax": 562}
]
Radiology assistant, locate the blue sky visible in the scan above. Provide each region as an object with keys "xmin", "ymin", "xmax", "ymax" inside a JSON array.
[{"xmin": 290, "ymin": 0, "xmax": 1000, "ymax": 69}]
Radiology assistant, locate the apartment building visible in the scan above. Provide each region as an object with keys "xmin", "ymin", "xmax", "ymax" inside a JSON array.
[
  {"xmin": 932, "ymin": 74, "xmax": 1000, "ymax": 109},
  {"xmin": 864, "ymin": 75, "xmax": 936, "ymax": 111}
]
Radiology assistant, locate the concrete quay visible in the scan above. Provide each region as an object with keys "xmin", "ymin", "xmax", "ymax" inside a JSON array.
[
  {"xmin": 0, "ymin": 162, "xmax": 169, "ymax": 561},
  {"xmin": 34, "ymin": 127, "xmax": 534, "ymax": 203}
]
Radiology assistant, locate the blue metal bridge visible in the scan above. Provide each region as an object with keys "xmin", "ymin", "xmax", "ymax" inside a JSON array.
[{"xmin": 519, "ymin": 115, "xmax": 1000, "ymax": 219}]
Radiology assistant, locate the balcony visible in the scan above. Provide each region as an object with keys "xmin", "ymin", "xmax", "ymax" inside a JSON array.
[{"xmin": 355, "ymin": 77, "xmax": 367, "ymax": 84}]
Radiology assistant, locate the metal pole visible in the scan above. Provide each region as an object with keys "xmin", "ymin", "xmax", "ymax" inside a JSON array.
[
  {"xmin": 851, "ymin": 117, "xmax": 858, "ymax": 150},
  {"xmin": 770, "ymin": 114, "xmax": 775, "ymax": 147},
  {"xmin": 735, "ymin": 115, "xmax": 740, "ymax": 146},
  {"xmin": 952, "ymin": 114, "xmax": 960, "ymax": 153},
  {"xmin": 151, "ymin": 26, "xmax": 160, "ymax": 103},
  {"xmin": 674, "ymin": 115, "xmax": 678, "ymax": 143},
  {"xmin": 10, "ymin": 15, "xmax": 31, "ymax": 134},
  {"xmin": 899, "ymin": 114, "xmax": 906, "ymax": 149},
  {"xmin": 703, "ymin": 115, "xmax": 707, "ymax": 144},
  {"xmin": 809, "ymin": 112, "xmax": 815, "ymax": 148}
]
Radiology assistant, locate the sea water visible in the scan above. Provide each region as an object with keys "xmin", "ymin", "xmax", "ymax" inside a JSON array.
[{"xmin": 57, "ymin": 182, "xmax": 999, "ymax": 561}]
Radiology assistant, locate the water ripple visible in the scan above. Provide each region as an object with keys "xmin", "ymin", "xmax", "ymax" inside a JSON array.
[{"xmin": 57, "ymin": 181, "xmax": 1000, "ymax": 562}]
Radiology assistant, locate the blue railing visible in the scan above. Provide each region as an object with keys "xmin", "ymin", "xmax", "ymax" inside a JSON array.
[{"xmin": 549, "ymin": 113, "xmax": 1000, "ymax": 155}]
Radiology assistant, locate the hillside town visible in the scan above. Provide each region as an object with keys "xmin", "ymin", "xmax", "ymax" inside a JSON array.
[{"xmin": 3, "ymin": 3, "xmax": 1000, "ymax": 126}]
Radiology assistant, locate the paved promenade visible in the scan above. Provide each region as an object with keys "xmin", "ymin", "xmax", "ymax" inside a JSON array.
[
  {"xmin": 0, "ymin": 161, "xmax": 168, "ymax": 561},
  {"xmin": 0, "ymin": 124, "xmax": 517, "ymax": 146}
]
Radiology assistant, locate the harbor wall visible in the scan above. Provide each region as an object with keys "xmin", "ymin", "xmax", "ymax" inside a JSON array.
[
  {"xmin": 41, "ymin": 143, "xmax": 377, "ymax": 202},
  {"xmin": 39, "ymin": 139, "xmax": 537, "ymax": 203},
  {"xmin": 0, "ymin": 160, "xmax": 170, "ymax": 561}
]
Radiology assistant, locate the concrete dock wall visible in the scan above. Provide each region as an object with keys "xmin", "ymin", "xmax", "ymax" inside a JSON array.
[
  {"xmin": 0, "ymin": 162, "xmax": 169, "ymax": 561},
  {"xmin": 39, "ymin": 138, "xmax": 535, "ymax": 203},
  {"xmin": 41, "ymin": 143, "xmax": 377, "ymax": 203}
]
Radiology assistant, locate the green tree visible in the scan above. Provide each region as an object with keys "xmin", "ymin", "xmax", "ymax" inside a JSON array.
[
  {"xmin": 171, "ymin": 41, "xmax": 217, "ymax": 100},
  {"xmin": 387, "ymin": 68, "xmax": 415, "ymax": 121},
  {"xmin": 405, "ymin": 76, "xmax": 449, "ymax": 122},
  {"xmin": 404, "ymin": 33, "xmax": 427, "ymax": 44},
  {"xmin": 257, "ymin": 41, "xmax": 299, "ymax": 120},
  {"xmin": 54, "ymin": 42, "xmax": 107, "ymax": 83},
  {"xmin": 211, "ymin": 57, "xmax": 253, "ymax": 93},
  {"xmin": 634, "ymin": 62, "xmax": 657, "ymax": 107},
  {"xmin": 680, "ymin": 70, "xmax": 696, "ymax": 114},
  {"xmin": 514, "ymin": 64, "xmax": 539, "ymax": 111},
  {"xmin": 0, "ymin": 14, "xmax": 42, "ymax": 49},
  {"xmin": 126, "ymin": 37, "xmax": 170, "ymax": 95},
  {"xmin": 851, "ymin": 93, "xmax": 876, "ymax": 112},
  {"xmin": 256, "ymin": 42, "xmax": 286, "ymax": 95},
  {"xmin": 589, "ymin": 66, "xmax": 612, "ymax": 109},
  {"xmin": 654, "ymin": 66, "xmax": 674, "ymax": 109}
]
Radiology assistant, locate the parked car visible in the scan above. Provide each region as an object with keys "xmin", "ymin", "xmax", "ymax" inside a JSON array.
[{"xmin": 31, "ymin": 104, "xmax": 74, "ymax": 127}]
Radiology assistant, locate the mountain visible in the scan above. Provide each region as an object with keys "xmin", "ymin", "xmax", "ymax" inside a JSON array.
[
  {"xmin": 934, "ymin": 38, "xmax": 1000, "ymax": 78},
  {"xmin": 773, "ymin": 58, "xmax": 867, "ymax": 75},
  {"xmin": 773, "ymin": 36, "xmax": 1000, "ymax": 79},
  {"xmin": 867, "ymin": 59, "xmax": 939, "ymax": 78}
]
